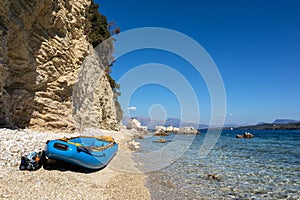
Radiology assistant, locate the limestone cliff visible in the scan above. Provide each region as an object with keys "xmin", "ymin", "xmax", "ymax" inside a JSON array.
[{"xmin": 0, "ymin": 0, "xmax": 119, "ymax": 131}]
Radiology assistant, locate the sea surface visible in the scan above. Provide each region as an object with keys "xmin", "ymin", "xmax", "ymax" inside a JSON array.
[{"xmin": 135, "ymin": 130, "xmax": 300, "ymax": 199}]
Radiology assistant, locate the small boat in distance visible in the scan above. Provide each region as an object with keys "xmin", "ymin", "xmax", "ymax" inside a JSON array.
[{"xmin": 45, "ymin": 136, "xmax": 118, "ymax": 170}]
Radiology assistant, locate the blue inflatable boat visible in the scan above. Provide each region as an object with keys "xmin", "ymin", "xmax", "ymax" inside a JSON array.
[{"xmin": 45, "ymin": 136, "xmax": 118, "ymax": 170}]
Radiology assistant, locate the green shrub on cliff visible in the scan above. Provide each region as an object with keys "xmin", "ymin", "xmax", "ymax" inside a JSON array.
[
  {"xmin": 87, "ymin": 0, "xmax": 123, "ymax": 122},
  {"xmin": 87, "ymin": 0, "xmax": 111, "ymax": 47}
]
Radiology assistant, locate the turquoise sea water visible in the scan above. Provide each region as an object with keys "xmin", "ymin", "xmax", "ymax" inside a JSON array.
[{"xmin": 135, "ymin": 130, "xmax": 300, "ymax": 199}]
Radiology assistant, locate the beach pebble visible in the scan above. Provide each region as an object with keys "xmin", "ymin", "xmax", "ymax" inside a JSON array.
[
  {"xmin": 220, "ymin": 187, "xmax": 231, "ymax": 192},
  {"xmin": 9, "ymin": 145, "xmax": 20, "ymax": 153},
  {"xmin": 0, "ymin": 129, "xmax": 62, "ymax": 167}
]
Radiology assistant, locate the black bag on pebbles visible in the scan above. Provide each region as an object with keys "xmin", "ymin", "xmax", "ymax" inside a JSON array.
[{"xmin": 19, "ymin": 151, "xmax": 45, "ymax": 171}]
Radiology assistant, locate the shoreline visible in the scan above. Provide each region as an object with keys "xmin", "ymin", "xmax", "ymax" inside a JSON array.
[{"xmin": 0, "ymin": 128, "xmax": 150, "ymax": 199}]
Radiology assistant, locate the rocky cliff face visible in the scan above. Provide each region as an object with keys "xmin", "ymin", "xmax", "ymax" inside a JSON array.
[{"xmin": 0, "ymin": 0, "xmax": 118, "ymax": 131}]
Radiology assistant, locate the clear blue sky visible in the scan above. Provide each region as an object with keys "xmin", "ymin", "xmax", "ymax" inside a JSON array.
[{"xmin": 95, "ymin": 0, "xmax": 300, "ymax": 125}]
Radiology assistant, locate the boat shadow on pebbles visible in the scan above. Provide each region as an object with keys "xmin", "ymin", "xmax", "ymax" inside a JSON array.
[{"xmin": 42, "ymin": 158, "xmax": 105, "ymax": 173}]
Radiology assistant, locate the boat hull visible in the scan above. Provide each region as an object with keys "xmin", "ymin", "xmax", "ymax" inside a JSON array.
[{"xmin": 45, "ymin": 137, "xmax": 118, "ymax": 170}]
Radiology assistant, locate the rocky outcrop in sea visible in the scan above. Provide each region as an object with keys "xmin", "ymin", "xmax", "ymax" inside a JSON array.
[
  {"xmin": 236, "ymin": 132, "xmax": 254, "ymax": 138},
  {"xmin": 154, "ymin": 125, "xmax": 200, "ymax": 134}
]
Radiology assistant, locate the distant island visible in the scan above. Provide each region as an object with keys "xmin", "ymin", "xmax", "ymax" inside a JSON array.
[
  {"xmin": 234, "ymin": 119, "xmax": 300, "ymax": 130},
  {"xmin": 236, "ymin": 122, "xmax": 300, "ymax": 130}
]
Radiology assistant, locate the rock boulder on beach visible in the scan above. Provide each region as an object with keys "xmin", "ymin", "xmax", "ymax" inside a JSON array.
[{"xmin": 127, "ymin": 140, "xmax": 141, "ymax": 151}]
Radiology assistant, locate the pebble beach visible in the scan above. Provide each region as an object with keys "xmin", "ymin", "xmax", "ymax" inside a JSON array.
[{"xmin": 0, "ymin": 128, "xmax": 150, "ymax": 199}]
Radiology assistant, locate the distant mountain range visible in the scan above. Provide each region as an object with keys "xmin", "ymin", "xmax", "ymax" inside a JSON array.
[
  {"xmin": 123, "ymin": 117, "xmax": 300, "ymax": 130},
  {"xmin": 122, "ymin": 117, "xmax": 239, "ymax": 129},
  {"xmin": 237, "ymin": 122, "xmax": 300, "ymax": 130},
  {"xmin": 272, "ymin": 119, "xmax": 298, "ymax": 124},
  {"xmin": 122, "ymin": 116, "xmax": 208, "ymax": 129},
  {"xmin": 238, "ymin": 119, "xmax": 300, "ymax": 130},
  {"xmin": 257, "ymin": 119, "xmax": 299, "ymax": 125}
]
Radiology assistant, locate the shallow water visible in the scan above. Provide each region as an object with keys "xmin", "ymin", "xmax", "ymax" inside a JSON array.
[{"xmin": 135, "ymin": 130, "xmax": 300, "ymax": 199}]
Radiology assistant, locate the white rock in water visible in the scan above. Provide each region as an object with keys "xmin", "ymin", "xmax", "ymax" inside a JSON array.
[
  {"xmin": 166, "ymin": 126, "xmax": 174, "ymax": 132},
  {"xmin": 178, "ymin": 126, "xmax": 199, "ymax": 134},
  {"xmin": 173, "ymin": 127, "xmax": 180, "ymax": 133},
  {"xmin": 155, "ymin": 126, "xmax": 166, "ymax": 132}
]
